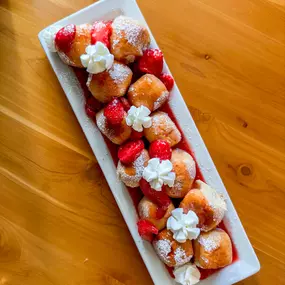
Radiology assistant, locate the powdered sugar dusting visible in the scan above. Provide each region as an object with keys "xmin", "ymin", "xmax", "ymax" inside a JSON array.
[
  {"xmin": 153, "ymin": 91, "xmax": 169, "ymax": 110},
  {"xmin": 174, "ymin": 247, "xmax": 192, "ymax": 266},
  {"xmin": 58, "ymin": 51, "xmax": 76, "ymax": 66},
  {"xmin": 152, "ymin": 112, "xmax": 174, "ymax": 136},
  {"xmin": 138, "ymin": 200, "xmax": 151, "ymax": 218},
  {"xmin": 77, "ymin": 23, "xmax": 91, "ymax": 36},
  {"xmin": 181, "ymin": 151, "xmax": 196, "ymax": 180},
  {"xmin": 201, "ymin": 256, "xmax": 209, "ymax": 264},
  {"xmin": 150, "ymin": 112, "xmax": 181, "ymax": 146},
  {"xmin": 112, "ymin": 16, "xmax": 145, "ymax": 48},
  {"xmin": 62, "ymin": 24, "xmax": 75, "ymax": 35},
  {"xmin": 170, "ymin": 149, "xmax": 196, "ymax": 193},
  {"xmin": 198, "ymin": 230, "xmax": 222, "ymax": 252},
  {"xmin": 197, "ymin": 181, "xmax": 227, "ymax": 224},
  {"xmin": 211, "ymin": 192, "xmax": 227, "ymax": 223},
  {"xmin": 153, "ymin": 239, "xmax": 171, "ymax": 261},
  {"xmin": 134, "ymin": 150, "xmax": 147, "ymax": 175},
  {"xmin": 109, "ymin": 63, "xmax": 131, "ymax": 84},
  {"xmin": 117, "ymin": 150, "xmax": 149, "ymax": 188},
  {"xmin": 96, "ymin": 110, "xmax": 115, "ymax": 138},
  {"xmin": 186, "ymin": 159, "xmax": 196, "ymax": 180}
]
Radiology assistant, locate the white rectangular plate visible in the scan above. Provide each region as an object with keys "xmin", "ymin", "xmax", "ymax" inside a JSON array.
[{"xmin": 38, "ymin": 0, "xmax": 260, "ymax": 284}]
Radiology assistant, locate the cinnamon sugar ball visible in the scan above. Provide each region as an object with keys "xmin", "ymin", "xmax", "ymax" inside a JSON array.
[
  {"xmin": 127, "ymin": 74, "xmax": 169, "ymax": 111},
  {"xmin": 117, "ymin": 150, "xmax": 149, "ymax": 188},
  {"xmin": 57, "ymin": 24, "xmax": 92, "ymax": 68},
  {"xmin": 194, "ymin": 229, "xmax": 233, "ymax": 269},
  {"xmin": 138, "ymin": 197, "xmax": 175, "ymax": 230},
  {"xmin": 179, "ymin": 180, "xmax": 227, "ymax": 232},
  {"xmin": 87, "ymin": 61, "xmax": 133, "ymax": 103},
  {"xmin": 96, "ymin": 109, "xmax": 131, "ymax": 145},
  {"xmin": 144, "ymin": 111, "xmax": 181, "ymax": 147},
  {"xmin": 110, "ymin": 16, "xmax": 150, "ymax": 64},
  {"xmin": 153, "ymin": 229, "xmax": 193, "ymax": 267},
  {"xmin": 165, "ymin": 149, "xmax": 196, "ymax": 198}
]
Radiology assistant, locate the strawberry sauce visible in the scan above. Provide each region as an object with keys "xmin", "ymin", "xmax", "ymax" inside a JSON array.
[
  {"xmin": 73, "ymin": 68, "xmax": 238, "ymax": 281},
  {"xmin": 160, "ymin": 103, "xmax": 205, "ymax": 182}
]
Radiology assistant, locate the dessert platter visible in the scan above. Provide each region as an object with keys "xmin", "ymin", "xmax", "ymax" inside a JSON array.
[{"xmin": 38, "ymin": 0, "xmax": 260, "ymax": 284}]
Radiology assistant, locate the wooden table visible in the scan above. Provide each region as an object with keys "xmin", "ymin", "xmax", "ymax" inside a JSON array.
[{"xmin": 0, "ymin": 0, "xmax": 284, "ymax": 284}]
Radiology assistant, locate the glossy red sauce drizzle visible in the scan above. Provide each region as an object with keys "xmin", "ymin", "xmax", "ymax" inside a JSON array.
[
  {"xmin": 73, "ymin": 68, "xmax": 90, "ymax": 99},
  {"xmin": 73, "ymin": 68, "xmax": 238, "ymax": 281}
]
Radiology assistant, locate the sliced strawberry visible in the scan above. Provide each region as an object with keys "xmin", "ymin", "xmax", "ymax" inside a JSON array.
[
  {"xmin": 119, "ymin": 97, "xmax": 131, "ymax": 112},
  {"xmin": 137, "ymin": 219, "xmax": 158, "ymax": 242},
  {"xmin": 86, "ymin": 96, "xmax": 102, "ymax": 112},
  {"xmin": 104, "ymin": 98, "xmax": 125, "ymax": 126},
  {"xmin": 140, "ymin": 179, "xmax": 171, "ymax": 212},
  {"xmin": 138, "ymin": 49, "xmax": 163, "ymax": 76},
  {"xmin": 118, "ymin": 140, "xmax": 144, "ymax": 164},
  {"xmin": 55, "ymin": 24, "xmax": 76, "ymax": 53},
  {"xmin": 85, "ymin": 104, "xmax": 96, "ymax": 119},
  {"xmin": 159, "ymin": 73, "xmax": 174, "ymax": 91},
  {"xmin": 149, "ymin": 140, "xmax": 172, "ymax": 161},
  {"xmin": 130, "ymin": 130, "xmax": 144, "ymax": 140},
  {"xmin": 91, "ymin": 21, "xmax": 112, "ymax": 48}
]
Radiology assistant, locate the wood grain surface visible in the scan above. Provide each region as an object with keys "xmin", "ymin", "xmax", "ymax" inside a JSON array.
[{"xmin": 0, "ymin": 0, "xmax": 285, "ymax": 284}]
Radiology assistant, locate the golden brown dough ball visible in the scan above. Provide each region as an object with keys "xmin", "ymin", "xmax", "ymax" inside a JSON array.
[
  {"xmin": 194, "ymin": 229, "xmax": 233, "ymax": 269},
  {"xmin": 144, "ymin": 111, "xmax": 181, "ymax": 147},
  {"xmin": 56, "ymin": 24, "xmax": 92, "ymax": 68},
  {"xmin": 138, "ymin": 197, "xmax": 175, "ymax": 230},
  {"xmin": 117, "ymin": 150, "xmax": 149, "ymax": 188},
  {"xmin": 153, "ymin": 229, "xmax": 194, "ymax": 267},
  {"xmin": 110, "ymin": 16, "xmax": 150, "ymax": 63},
  {"xmin": 87, "ymin": 61, "xmax": 133, "ymax": 103},
  {"xmin": 179, "ymin": 180, "xmax": 227, "ymax": 232},
  {"xmin": 96, "ymin": 108, "xmax": 131, "ymax": 145},
  {"xmin": 165, "ymin": 149, "xmax": 196, "ymax": 198},
  {"xmin": 127, "ymin": 74, "xmax": 169, "ymax": 111}
]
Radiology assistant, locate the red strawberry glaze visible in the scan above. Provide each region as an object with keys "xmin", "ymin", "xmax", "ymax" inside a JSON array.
[
  {"xmin": 130, "ymin": 130, "xmax": 144, "ymax": 140},
  {"xmin": 166, "ymin": 266, "xmax": 175, "ymax": 278},
  {"xmin": 86, "ymin": 96, "xmax": 102, "ymax": 112},
  {"xmin": 140, "ymin": 179, "xmax": 172, "ymax": 210},
  {"xmin": 55, "ymin": 24, "xmax": 76, "ymax": 53},
  {"xmin": 85, "ymin": 105, "xmax": 96, "ymax": 119},
  {"xmin": 119, "ymin": 97, "xmax": 131, "ymax": 112},
  {"xmin": 160, "ymin": 103, "xmax": 205, "ymax": 182},
  {"xmin": 72, "ymin": 67, "xmax": 238, "ymax": 281},
  {"xmin": 159, "ymin": 73, "xmax": 174, "ymax": 91}
]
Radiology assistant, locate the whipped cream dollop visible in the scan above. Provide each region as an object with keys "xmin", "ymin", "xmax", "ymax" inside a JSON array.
[
  {"xmin": 80, "ymin": 42, "xmax": 114, "ymax": 74},
  {"xmin": 43, "ymin": 25, "xmax": 62, "ymax": 52},
  {"xmin": 126, "ymin": 106, "xmax": 152, "ymax": 132},
  {"xmin": 167, "ymin": 208, "xmax": 200, "ymax": 243},
  {"xmin": 174, "ymin": 264, "xmax": 201, "ymax": 285},
  {"xmin": 143, "ymin": 158, "xmax": 175, "ymax": 191}
]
